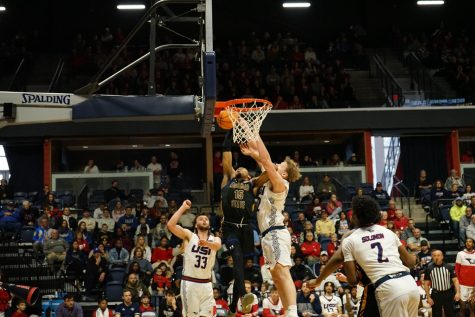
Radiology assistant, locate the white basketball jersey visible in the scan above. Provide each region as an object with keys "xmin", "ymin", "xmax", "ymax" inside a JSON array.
[
  {"xmin": 319, "ymin": 295, "xmax": 342, "ymax": 314},
  {"xmin": 418, "ymin": 285, "xmax": 431, "ymax": 308},
  {"xmin": 342, "ymin": 225, "xmax": 408, "ymax": 284},
  {"xmin": 342, "ymin": 295, "xmax": 360, "ymax": 317},
  {"xmin": 257, "ymin": 180, "xmax": 288, "ymax": 233},
  {"xmin": 182, "ymin": 233, "xmax": 216, "ymax": 280}
]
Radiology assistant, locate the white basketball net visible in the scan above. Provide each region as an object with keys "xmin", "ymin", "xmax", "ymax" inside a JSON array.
[{"xmin": 226, "ymin": 100, "xmax": 272, "ymax": 144}]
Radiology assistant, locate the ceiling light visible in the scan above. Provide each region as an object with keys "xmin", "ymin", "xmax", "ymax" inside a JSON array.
[
  {"xmin": 282, "ymin": 2, "xmax": 311, "ymax": 8},
  {"xmin": 0, "ymin": 6, "xmax": 6, "ymax": 11},
  {"xmin": 117, "ymin": 4, "xmax": 146, "ymax": 10},
  {"xmin": 323, "ymin": 140, "xmax": 330, "ymax": 143},
  {"xmin": 132, "ymin": 144, "xmax": 138, "ymax": 148},
  {"xmin": 165, "ymin": 144, "xmax": 171, "ymax": 147},
  {"xmin": 82, "ymin": 146, "xmax": 89, "ymax": 149},
  {"xmin": 417, "ymin": 0, "xmax": 444, "ymax": 5}
]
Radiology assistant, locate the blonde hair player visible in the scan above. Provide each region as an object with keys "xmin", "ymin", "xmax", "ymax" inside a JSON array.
[
  {"xmin": 240, "ymin": 135, "xmax": 301, "ymax": 317},
  {"xmin": 167, "ymin": 200, "xmax": 221, "ymax": 317}
]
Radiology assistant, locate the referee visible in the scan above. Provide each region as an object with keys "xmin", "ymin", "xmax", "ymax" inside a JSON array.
[{"xmin": 424, "ymin": 249, "xmax": 461, "ymax": 317}]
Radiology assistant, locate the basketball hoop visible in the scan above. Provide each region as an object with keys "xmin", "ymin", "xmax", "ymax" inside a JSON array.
[{"xmin": 215, "ymin": 98, "xmax": 273, "ymax": 144}]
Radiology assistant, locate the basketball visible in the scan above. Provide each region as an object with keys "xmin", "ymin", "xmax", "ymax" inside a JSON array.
[{"xmin": 216, "ymin": 110, "xmax": 235, "ymax": 130}]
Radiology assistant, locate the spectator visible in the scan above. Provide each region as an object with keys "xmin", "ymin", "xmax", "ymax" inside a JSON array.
[
  {"xmin": 158, "ymin": 289, "xmax": 181, "ymax": 317},
  {"xmin": 462, "ymin": 184, "xmax": 475, "ymax": 203},
  {"xmin": 326, "ymin": 233, "xmax": 340, "ymax": 258},
  {"xmin": 417, "ymin": 240, "xmax": 432, "ymax": 270},
  {"xmin": 112, "ymin": 201, "xmax": 126, "ymax": 222},
  {"xmin": 262, "ymin": 287, "xmax": 284, "ymax": 317},
  {"xmin": 118, "ymin": 206, "xmax": 138, "ymax": 235},
  {"xmin": 19, "ymin": 200, "xmax": 39, "ymax": 227},
  {"xmin": 326, "ymin": 194, "xmax": 343, "ymax": 219},
  {"xmin": 342, "ymin": 286, "xmax": 360, "ymax": 317},
  {"xmin": 151, "ymin": 215, "xmax": 171, "ymax": 245},
  {"xmin": 378, "ymin": 211, "xmax": 388, "ymax": 228},
  {"xmin": 128, "ymin": 247, "xmax": 153, "ymax": 284},
  {"xmin": 316, "ymin": 175, "xmax": 336, "ymax": 200},
  {"xmin": 335, "ymin": 211, "xmax": 350, "ymax": 238},
  {"xmin": 299, "ymin": 176, "xmax": 315, "ymax": 203},
  {"xmin": 138, "ymin": 295, "xmax": 155, "ymax": 317},
  {"xmin": 151, "ymin": 266, "xmax": 171, "ymax": 296},
  {"xmin": 371, "ymin": 182, "xmax": 390, "ymax": 209},
  {"xmin": 10, "ymin": 299, "xmax": 27, "ymax": 317},
  {"xmin": 62, "ymin": 207, "xmax": 78, "ymax": 231},
  {"xmin": 130, "ymin": 160, "xmax": 145, "ymax": 172},
  {"xmin": 310, "ymin": 251, "xmax": 329, "ymax": 277},
  {"xmin": 466, "ymin": 215, "xmax": 475, "ymax": 241},
  {"xmin": 450, "ymin": 197, "xmax": 466, "ymax": 240},
  {"xmin": 236, "ymin": 280, "xmax": 258, "ymax": 317},
  {"xmin": 243, "ymin": 258, "xmax": 263, "ymax": 285},
  {"xmin": 65, "ymin": 240, "xmax": 87, "ymax": 282},
  {"xmin": 293, "ymin": 212, "xmax": 307, "ymax": 235},
  {"xmin": 0, "ymin": 179, "xmax": 12, "ymax": 200},
  {"xmin": 96, "ymin": 209, "xmax": 115, "ymax": 233},
  {"xmin": 300, "ymin": 231, "xmax": 321, "ymax": 265},
  {"xmin": 445, "ymin": 169, "xmax": 465, "ymax": 191},
  {"xmin": 44, "ymin": 229, "xmax": 69, "ymax": 272},
  {"xmin": 131, "ymin": 235, "xmax": 152, "ymax": 262},
  {"xmin": 401, "ymin": 218, "xmax": 416, "ymax": 241},
  {"xmin": 386, "ymin": 200, "xmax": 399, "ymax": 221},
  {"xmin": 296, "ymin": 282, "xmax": 322, "ymax": 317},
  {"xmin": 431, "ymin": 179, "xmax": 448, "ymax": 202},
  {"xmin": 123, "ymin": 273, "xmax": 151, "ymax": 304},
  {"xmin": 393, "ymin": 210, "xmax": 409, "ymax": 232},
  {"xmin": 92, "ymin": 299, "xmax": 113, "ymax": 317},
  {"xmin": 448, "ymin": 183, "xmax": 461, "ymax": 199},
  {"xmin": 416, "ymin": 169, "xmax": 432, "ymax": 203},
  {"xmin": 84, "ymin": 159, "xmax": 100, "ymax": 173},
  {"xmin": 114, "ymin": 290, "xmax": 140, "ymax": 317},
  {"xmin": 346, "ymin": 153, "xmax": 360, "ymax": 165},
  {"xmin": 214, "ymin": 287, "xmax": 229, "ymax": 316},
  {"xmin": 85, "ymin": 248, "xmax": 108, "ymax": 299},
  {"xmin": 147, "ymin": 156, "xmax": 163, "ymax": 188},
  {"xmin": 0, "ymin": 201, "xmax": 21, "ymax": 239},
  {"xmin": 290, "ymin": 255, "xmax": 315, "ymax": 288},
  {"xmin": 104, "ymin": 181, "xmax": 126, "ymax": 203},
  {"xmin": 320, "ymin": 282, "xmax": 344, "ymax": 316},
  {"xmin": 315, "ymin": 211, "xmax": 335, "ymax": 242},
  {"xmin": 407, "ymin": 228, "xmax": 430, "ymax": 254},
  {"xmin": 33, "ymin": 216, "xmax": 50, "ymax": 255},
  {"xmin": 75, "ymin": 227, "xmax": 91, "ymax": 253},
  {"xmin": 109, "ymin": 239, "xmax": 130, "ymax": 268},
  {"xmin": 56, "ymin": 294, "xmax": 83, "ymax": 317},
  {"xmin": 78, "ymin": 210, "xmax": 96, "ymax": 233},
  {"xmin": 93, "ymin": 202, "xmax": 107, "ymax": 219},
  {"xmin": 151, "ymin": 236, "xmax": 173, "ymax": 264},
  {"xmin": 460, "ymin": 207, "xmax": 473, "ymax": 245}
]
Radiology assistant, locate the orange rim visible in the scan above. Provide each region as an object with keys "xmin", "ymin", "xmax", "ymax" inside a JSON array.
[{"xmin": 214, "ymin": 98, "xmax": 272, "ymax": 117}]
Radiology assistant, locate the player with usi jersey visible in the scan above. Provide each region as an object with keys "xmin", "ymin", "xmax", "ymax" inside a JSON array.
[
  {"xmin": 342, "ymin": 196, "xmax": 419, "ymax": 317},
  {"xmin": 455, "ymin": 238, "xmax": 475, "ymax": 316},
  {"xmin": 167, "ymin": 200, "xmax": 221, "ymax": 317},
  {"xmin": 319, "ymin": 282, "xmax": 346, "ymax": 317}
]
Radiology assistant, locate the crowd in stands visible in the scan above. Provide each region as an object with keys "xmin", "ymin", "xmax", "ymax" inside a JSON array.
[
  {"xmin": 394, "ymin": 24, "xmax": 475, "ymax": 102},
  {"xmin": 67, "ymin": 27, "xmax": 367, "ymax": 108},
  {"xmin": 1, "ymin": 162, "xmax": 458, "ymax": 317}
]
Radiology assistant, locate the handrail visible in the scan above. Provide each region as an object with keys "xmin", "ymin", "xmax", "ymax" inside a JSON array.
[
  {"xmin": 405, "ymin": 52, "xmax": 445, "ymax": 100},
  {"xmin": 372, "ymin": 54, "xmax": 404, "ymax": 107},
  {"xmin": 391, "ymin": 176, "xmax": 411, "ymax": 217},
  {"xmin": 8, "ymin": 58, "xmax": 25, "ymax": 91},
  {"xmin": 48, "ymin": 58, "xmax": 64, "ymax": 92}
]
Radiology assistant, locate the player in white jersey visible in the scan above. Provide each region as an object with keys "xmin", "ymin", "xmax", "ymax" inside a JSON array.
[
  {"xmin": 240, "ymin": 136, "xmax": 301, "ymax": 317},
  {"xmin": 455, "ymin": 238, "xmax": 475, "ymax": 316},
  {"xmin": 319, "ymin": 282, "xmax": 346, "ymax": 317},
  {"xmin": 342, "ymin": 286, "xmax": 360, "ymax": 317},
  {"xmin": 341, "ymin": 196, "xmax": 419, "ymax": 317},
  {"xmin": 167, "ymin": 200, "xmax": 221, "ymax": 317}
]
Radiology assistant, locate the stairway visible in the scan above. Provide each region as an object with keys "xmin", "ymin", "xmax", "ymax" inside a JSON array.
[
  {"xmin": 348, "ymin": 69, "xmax": 386, "ymax": 107},
  {"xmin": 400, "ymin": 197, "xmax": 460, "ymax": 263}
]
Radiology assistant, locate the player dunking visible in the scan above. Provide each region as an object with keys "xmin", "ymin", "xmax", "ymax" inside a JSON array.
[
  {"xmin": 342, "ymin": 196, "xmax": 419, "ymax": 317},
  {"xmin": 220, "ymin": 130, "xmax": 267, "ymax": 315},
  {"xmin": 167, "ymin": 200, "xmax": 221, "ymax": 317},
  {"xmin": 240, "ymin": 136, "xmax": 301, "ymax": 317}
]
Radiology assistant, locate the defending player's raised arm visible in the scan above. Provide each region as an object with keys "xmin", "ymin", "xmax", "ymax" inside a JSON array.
[
  {"xmin": 222, "ymin": 130, "xmax": 235, "ymax": 186},
  {"xmin": 167, "ymin": 200, "xmax": 193, "ymax": 241}
]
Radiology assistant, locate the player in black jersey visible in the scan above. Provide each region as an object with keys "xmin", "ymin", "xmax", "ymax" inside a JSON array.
[
  {"xmin": 306, "ymin": 231, "xmax": 380, "ymax": 317},
  {"xmin": 220, "ymin": 131, "xmax": 268, "ymax": 316}
]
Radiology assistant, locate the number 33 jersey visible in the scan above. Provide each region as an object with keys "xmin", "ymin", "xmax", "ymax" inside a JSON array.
[
  {"xmin": 183, "ymin": 233, "xmax": 217, "ymax": 280},
  {"xmin": 342, "ymin": 224, "xmax": 409, "ymax": 284}
]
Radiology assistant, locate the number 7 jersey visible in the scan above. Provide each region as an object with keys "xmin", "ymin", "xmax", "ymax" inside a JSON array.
[
  {"xmin": 183, "ymin": 233, "xmax": 217, "ymax": 280},
  {"xmin": 342, "ymin": 224, "xmax": 409, "ymax": 284}
]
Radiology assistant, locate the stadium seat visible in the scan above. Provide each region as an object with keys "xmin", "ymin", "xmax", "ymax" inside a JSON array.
[
  {"xmin": 105, "ymin": 281, "xmax": 124, "ymax": 302},
  {"xmin": 108, "ymin": 267, "xmax": 126, "ymax": 283},
  {"xmin": 20, "ymin": 226, "xmax": 35, "ymax": 243}
]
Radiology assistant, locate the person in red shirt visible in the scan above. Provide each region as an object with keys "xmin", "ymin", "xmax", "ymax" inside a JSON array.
[
  {"xmin": 393, "ymin": 210, "xmax": 409, "ymax": 231},
  {"xmin": 262, "ymin": 287, "xmax": 284, "ymax": 317},
  {"xmin": 300, "ymin": 230, "xmax": 321, "ymax": 264},
  {"xmin": 455, "ymin": 238, "xmax": 475, "ymax": 315},
  {"xmin": 10, "ymin": 299, "xmax": 27, "ymax": 317},
  {"xmin": 386, "ymin": 200, "xmax": 398, "ymax": 221},
  {"xmin": 326, "ymin": 233, "xmax": 340, "ymax": 258},
  {"xmin": 74, "ymin": 231, "xmax": 90, "ymax": 254},
  {"xmin": 236, "ymin": 280, "xmax": 259, "ymax": 317},
  {"xmin": 213, "ymin": 287, "xmax": 230, "ymax": 315},
  {"xmin": 151, "ymin": 267, "xmax": 171, "ymax": 296},
  {"xmin": 151, "ymin": 236, "xmax": 173, "ymax": 264},
  {"xmin": 139, "ymin": 294, "xmax": 155, "ymax": 315}
]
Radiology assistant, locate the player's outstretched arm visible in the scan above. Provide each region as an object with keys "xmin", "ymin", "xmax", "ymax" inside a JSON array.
[
  {"xmin": 167, "ymin": 200, "xmax": 193, "ymax": 241},
  {"xmin": 222, "ymin": 130, "xmax": 235, "ymax": 186},
  {"xmin": 198, "ymin": 237, "xmax": 222, "ymax": 251},
  {"xmin": 398, "ymin": 245, "xmax": 417, "ymax": 268},
  {"xmin": 343, "ymin": 260, "xmax": 359, "ymax": 286}
]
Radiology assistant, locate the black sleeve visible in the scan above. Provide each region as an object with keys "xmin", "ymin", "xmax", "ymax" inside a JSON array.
[
  {"xmin": 222, "ymin": 130, "xmax": 233, "ymax": 152},
  {"xmin": 448, "ymin": 264, "xmax": 456, "ymax": 279},
  {"xmin": 424, "ymin": 264, "xmax": 432, "ymax": 281}
]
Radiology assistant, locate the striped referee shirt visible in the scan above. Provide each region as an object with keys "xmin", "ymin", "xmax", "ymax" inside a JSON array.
[{"xmin": 424, "ymin": 262, "xmax": 455, "ymax": 291}]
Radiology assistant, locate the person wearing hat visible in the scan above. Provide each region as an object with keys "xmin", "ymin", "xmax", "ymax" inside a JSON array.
[
  {"xmin": 417, "ymin": 240, "xmax": 432, "ymax": 269},
  {"xmin": 0, "ymin": 201, "xmax": 21, "ymax": 239},
  {"xmin": 450, "ymin": 197, "xmax": 467, "ymax": 241},
  {"xmin": 371, "ymin": 182, "xmax": 390, "ymax": 210},
  {"xmin": 311, "ymin": 251, "xmax": 329, "ymax": 277}
]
